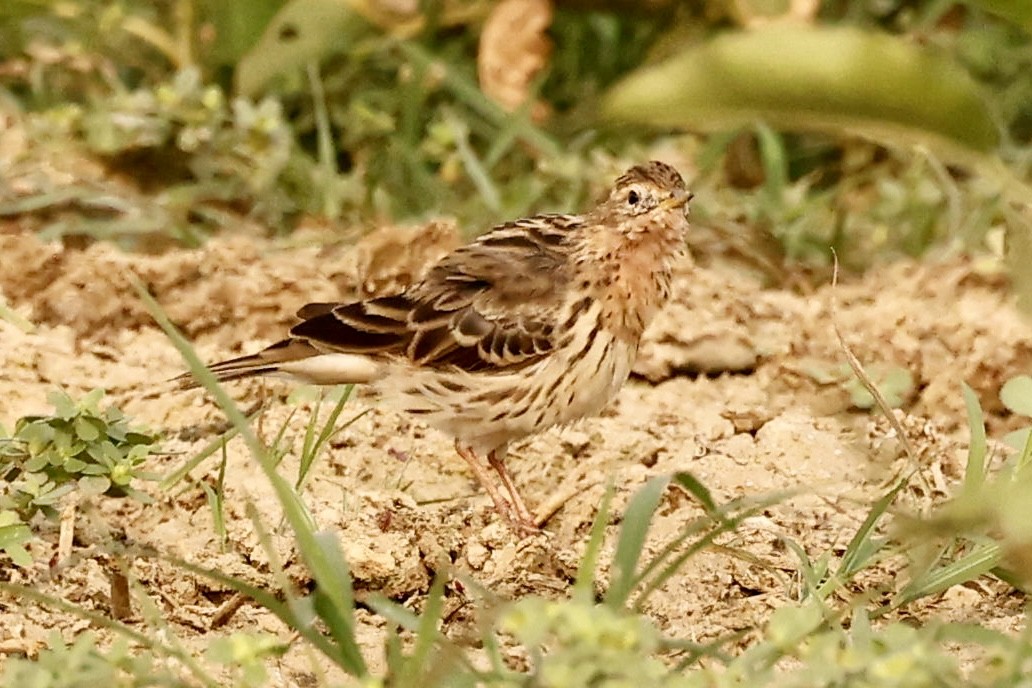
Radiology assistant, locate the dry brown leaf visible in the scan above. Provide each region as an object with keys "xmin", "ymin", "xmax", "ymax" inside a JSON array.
[{"xmin": 477, "ymin": 0, "xmax": 554, "ymax": 121}]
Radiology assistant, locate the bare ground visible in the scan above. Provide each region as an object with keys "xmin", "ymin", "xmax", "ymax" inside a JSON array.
[{"xmin": 0, "ymin": 226, "xmax": 1028, "ymax": 682}]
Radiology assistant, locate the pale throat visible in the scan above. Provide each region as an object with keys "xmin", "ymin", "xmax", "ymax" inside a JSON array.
[{"xmin": 573, "ymin": 216, "xmax": 684, "ymax": 342}]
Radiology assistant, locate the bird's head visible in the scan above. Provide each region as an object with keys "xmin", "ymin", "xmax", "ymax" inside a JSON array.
[{"xmin": 592, "ymin": 160, "xmax": 693, "ymax": 239}]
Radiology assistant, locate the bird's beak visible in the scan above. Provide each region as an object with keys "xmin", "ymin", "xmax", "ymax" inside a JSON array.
[{"xmin": 660, "ymin": 190, "xmax": 694, "ymax": 211}]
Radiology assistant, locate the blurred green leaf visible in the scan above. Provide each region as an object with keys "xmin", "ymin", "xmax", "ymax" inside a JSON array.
[
  {"xmin": 574, "ymin": 481, "xmax": 615, "ymax": 602},
  {"xmin": 602, "ymin": 26, "xmax": 999, "ymax": 154},
  {"xmin": 962, "ymin": 382, "xmax": 988, "ymax": 497},
  {"xmin": 201, "ymin": 0, "xmax": 285, "ymax": 67},
  {"xmin": 0, "ymin": 512, "xmax": 33, "ymax": 568},
  {"xmin": 1004, "ymin": 427, "xmax": 1031, "ymax": 453},
  {"xmin": 235, "ymin": 0, "xmax": 374, "ymax": 96},
  {"xmin": 967, "ymin": 0, "xmax": 1032, "ymax": 32},
  {"xmin": 845, "ymin": 364, "xmax": 915, "ymax": 410},
  {"xmin": 605, "ymin": 474, "xmax": 670, "ymax": 609},
  {"xmin": 78, "ymin": 475, "xmax": 112, "ymax": 496},
  {"xmin": 1001, "ymin": 375, "xmax": 1032, "ymax": 417},
  {"xmin": 894, "ymin": 542, "xmax": 1003, "ymax": 609}
]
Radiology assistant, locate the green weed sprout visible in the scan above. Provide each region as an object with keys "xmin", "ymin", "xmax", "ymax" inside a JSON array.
[{"xmin": 0, "ymin": 388, "xmax": 159, "ymax": 566}]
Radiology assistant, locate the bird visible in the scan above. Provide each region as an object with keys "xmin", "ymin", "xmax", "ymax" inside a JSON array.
[{"xmin": 179, "ymin": 161, "xmax": 693, "ymax": 532}]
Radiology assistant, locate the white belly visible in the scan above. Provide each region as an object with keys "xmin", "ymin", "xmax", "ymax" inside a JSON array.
[{"xmin": 378, "ymin": 313, "xmax": 637, "ymax": 454}]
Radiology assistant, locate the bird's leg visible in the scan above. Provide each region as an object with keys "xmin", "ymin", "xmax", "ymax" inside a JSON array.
[
  {"xmin": 487, "ymin": 448, "xmax": 537, "ymax": 531},
  {"xmin": 453, "ymin": 441, "xmax": 519, "ymax": 525}
]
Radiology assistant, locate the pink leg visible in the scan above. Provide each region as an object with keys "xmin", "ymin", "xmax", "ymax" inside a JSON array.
[
  {"xmin": 454, "ymin": 441, "xmax": 518, "ymax": 524},
  {"xmin": 488, "ymin": 449, "xmax": 538, "ymax": 532},
  {"xmin": 453, "ymin": 442, "xmax": 538, "ymax": 534}
]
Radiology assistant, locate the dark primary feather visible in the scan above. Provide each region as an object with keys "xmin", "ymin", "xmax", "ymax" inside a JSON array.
[{"xmin": 288, "ymin": 214, "xmax": 579, "ymax": 372}]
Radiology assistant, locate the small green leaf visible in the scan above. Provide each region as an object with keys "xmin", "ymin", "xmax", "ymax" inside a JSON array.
[
  {"xmin": 1001, "ymin": 376, "xmax": 1032, "ymax": 417},
  {"xmin": 845, "ymin": 364, "xmax": 914, "ymax": 410},
  {"xmin": 64, "ymin": 458, "xmax": 87, "ymax": 473},
  {"xmin": 78, "ymin": 475, "xmax": 112, "ymax": 496},
  {"xmin": 32, "ymin": 482, "xmax": 76, "ymax": 506},
  {"xmin": 235, "ymin": 0, "xmax": 374, "ymax": 96},
  {"xmin": 0, "ymin": 541, "xmax": 33, "ymax": 567},
  {"xmin": 79, "ymin": 388, "xmax": 106, "ymax": 413},
  {"xmin": 46, "ymin": 390, "xmax": 78, "ymax": 419},
  {"xmin": 23, "ymin": 455, "xmax": 49, "ymax": 472},
  {"xmin": 74, "ymin": 416, "xmax": 101, "ymax": 442},
  {"xmin": 124, "ymin": 431, "xmax": 156, "ymax": 445},
  {"xmin": 962, "ymin": 383, "xmax": 988, "ymax": 497}
]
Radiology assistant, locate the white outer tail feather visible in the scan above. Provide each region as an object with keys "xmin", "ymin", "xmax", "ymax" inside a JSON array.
[{"xmin": 274, "ymin": 353, "xmax": 383, "ymax": 385}]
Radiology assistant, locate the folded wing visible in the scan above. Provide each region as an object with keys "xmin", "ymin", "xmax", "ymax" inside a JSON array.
[{"xmin": 291, "ymin": 215, "xmax": 577, "ymax": 372}]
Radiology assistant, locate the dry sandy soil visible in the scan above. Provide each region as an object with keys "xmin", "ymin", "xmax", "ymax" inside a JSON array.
[{"xmin": 0, "ymin": 222, "xmax": 1029, "ymax": 682}]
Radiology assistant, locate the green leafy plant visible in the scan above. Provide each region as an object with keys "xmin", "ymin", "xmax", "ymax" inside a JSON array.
[
  {"xmin": 0, "ymin": 388, "xmax": 159, "ymax": 565},
  {"xmin": 0, "ymin": 631, "xmax": 191, "ymax": 688}
]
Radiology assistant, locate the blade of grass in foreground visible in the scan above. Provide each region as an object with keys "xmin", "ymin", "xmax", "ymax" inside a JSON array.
[
  {"xmin": 604, "ymin": 474, "xmax": 671, "ymax": 609},
  {"xmin": 297, "ymin": 385, "xmax": 363, "ymax": 490},
  {"xmin": 159, "ymin": 409, "xmax": 260, "ymax": 491},
  {"xmin": 573, "ymin": 480, "xmax": 614, "ymax": 603},
  {"xmin": 889, "ymin": 541, "xmax": 1002, "ymax": 612},
  {"xmin": 961, "ymin": 382, "xmax": 988, "ymax": 498},
  {"xmin": 135, "ymin": 280, "xmax": 369, "ymax": 678},
  {"xmin": 832, "ymin": 477, "xmax": 907, "ymax": 586}
]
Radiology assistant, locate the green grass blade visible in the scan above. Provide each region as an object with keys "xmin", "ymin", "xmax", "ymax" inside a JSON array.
[
  {"xmin": 398, "ymin": 41, "xmax": 560, "ymax": 158},
  {"xmin": 164, "ymin": 553, "xmax": 340, "ymax": 661},
  {"xmin": 961, "ymin": 382, "xmax": 988, "ymax": 496},
  {"xmin": 398, "ymin": 572, "xmax": 448, "ymax": 685},
  {"xmin": 136, "ymin": 281, "xmax": 368, "ymax": 677},
  {"xmin": 835, "ymin": 478, "xmax": 907, "ymax": 582},
  {"xmin": 893, "ymin": 542, "xmax": 1002, "ymax": 609},
  {"xmin": 574, "ymin": 480, "xmax": 614, "ymax": 602},
  {"xmin": 367, "ymin": 595, "xmax": 422, "ymax": 631},
  {"xmin": 297, "ymin": 385, "xmax": 356, "ymax": 490},
  {"xmin": 672, "ymin": 471, "xmax": 723, "ymax": 519},
  {"xmin": 605, "ymin": 474, "xmax": 671, "ymax": 609},
  {"xmin": 159, "ymin": 413, "xmax": 256, "ymax": 491},
  {"xmin": 782, "ymin": 536, "xmax": 824, "ymax": 599},
  {"xmin": 308, "ymin": 531, "xmax": 366, "ymax": 671},
  {"xmin": 633, "ymin": 502, "xmax": 773, "ymax": 611}
]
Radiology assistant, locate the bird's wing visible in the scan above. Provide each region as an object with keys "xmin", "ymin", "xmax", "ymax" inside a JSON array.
[{"xmin": 290, "ymin": 214, "xmax": 581, "ymax": 371}]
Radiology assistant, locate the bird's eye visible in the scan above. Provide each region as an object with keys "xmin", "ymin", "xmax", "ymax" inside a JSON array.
[{"xmin": 627, "ymin": 190, "xmax": 640, "ymax": 206}]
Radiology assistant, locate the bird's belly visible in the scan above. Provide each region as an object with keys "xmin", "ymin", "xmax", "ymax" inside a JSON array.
[
  {"xmin": 540, "ymin": 333, "xmax": 636, "ymax": 426},
  {"xmin": 382, "ymin": 331, "xmax": 636, "ymax": 451}
]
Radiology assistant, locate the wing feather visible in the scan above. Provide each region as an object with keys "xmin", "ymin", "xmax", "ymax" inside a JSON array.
[{"xmin": 286, "ymin": 213, "xmax": 580, "ymax": 372}]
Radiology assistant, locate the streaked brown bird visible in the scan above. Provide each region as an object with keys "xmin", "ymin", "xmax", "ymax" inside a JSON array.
[{"xmin": 181, "ymin": 161, "xmax": 692, "ymax": 532}]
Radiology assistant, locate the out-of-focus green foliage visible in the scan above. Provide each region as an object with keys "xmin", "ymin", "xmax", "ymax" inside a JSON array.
[
  {"xmin": 0, "ymin": 632, "xmax": 191, "ymax": 688},
  {"xmin": 602, "ymin": 26, "xmax": 998, "ymax": 153},
  {"xmin": 1, "ymin": 0, "xmax": 1031, "ymax": 265},
  {"xmin": 967, "ymin": 0, "xmax": 1032, "ymax": 31}
]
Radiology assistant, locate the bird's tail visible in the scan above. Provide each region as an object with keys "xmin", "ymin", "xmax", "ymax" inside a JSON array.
[{"xmin": 175, "ymin": 338, "xmax": 382, "ymax": 389}]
